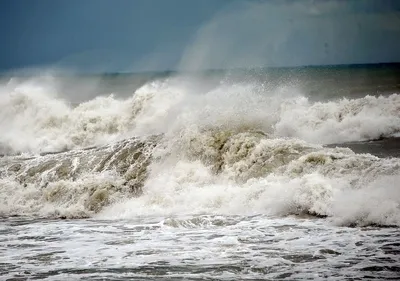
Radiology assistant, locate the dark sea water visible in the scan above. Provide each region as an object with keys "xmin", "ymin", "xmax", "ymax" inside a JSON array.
[{"xmin": 0, "ymin": 64, "xmax": 400, "ymax": 280}]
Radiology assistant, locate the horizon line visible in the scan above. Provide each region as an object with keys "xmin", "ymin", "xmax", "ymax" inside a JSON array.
[{"xmin": 2, "ymin": 61, "xmax": 400, "ymax": 76}]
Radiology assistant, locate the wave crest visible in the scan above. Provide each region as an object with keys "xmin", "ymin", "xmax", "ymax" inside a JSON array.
[
  {"xmin": 0, "ymin": 75, "xmax": 400, "ymax": 226},
  {"xmin": 1, "ymin": 76, "xmax": 400, "ymax": 154}
]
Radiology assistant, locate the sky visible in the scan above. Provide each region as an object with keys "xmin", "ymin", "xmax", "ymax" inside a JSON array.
[{"xmin": 1, "ymin": 0, "xmax": 400, "ymax": 73}]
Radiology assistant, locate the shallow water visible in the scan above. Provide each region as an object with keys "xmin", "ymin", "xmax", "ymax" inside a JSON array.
[{"xmin": 1, "ymin": 215, "xmax": 399, "ymax": 280}]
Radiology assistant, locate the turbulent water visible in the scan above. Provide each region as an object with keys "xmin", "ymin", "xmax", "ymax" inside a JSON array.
[{"xmin": 1, "ymin": 65, "xmax": 400, "ymax": 280}]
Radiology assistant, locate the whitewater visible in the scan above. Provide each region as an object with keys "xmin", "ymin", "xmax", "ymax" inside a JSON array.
[{"xmin": 1, "ymin": 67, "xmax": 400, "ymax": 280}]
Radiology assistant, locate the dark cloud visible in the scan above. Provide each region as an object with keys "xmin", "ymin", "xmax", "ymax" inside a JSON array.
[
  {"xmin": 179, "ymin": 0, "xmax": 400, "ymax": 70},
  {"xmin": 1, "ymin": 0, "xmax": 399, "ymax": 72}
]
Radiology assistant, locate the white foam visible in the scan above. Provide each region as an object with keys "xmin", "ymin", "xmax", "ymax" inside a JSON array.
[
  {"xmin": 1, "ymin": 75, "xmax": 400, "ymax": 154},
  {"xmin": 275, "ymin": 94, "xmax": 400, "ymax": 144},
  {"xmin": 331, "ymin": 175, "xmax": 400, "ymax": 226},
  {"xmin": 0, "ymin": 76, "xmax": 155, "ymax": 154},
  {"xmin": 98, "ymin": 136, "xmax": 400, "ymax": 226},
  {"xmin": 99, "ymin": 162, "xmax": 400, "ymax": 227},
  {"xmin": 1, "ymin": 75, "xmax": 400, "ymax": 226},
  {"xmin": 0, "ymin": 171, "xmax": 126, "ymax": 218}
]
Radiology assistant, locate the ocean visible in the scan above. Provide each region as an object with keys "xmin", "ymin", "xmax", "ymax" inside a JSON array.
[{"xmin": 1, "ymin": 64, "xmax": 400, "ymax": 280}]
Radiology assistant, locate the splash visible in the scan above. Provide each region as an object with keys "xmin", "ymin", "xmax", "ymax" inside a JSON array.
[
  {"xmin": 0, "ymin": 74, "xmax": 399, "ymax": 226},
  {"xmin": 2, "ymin": 75, "xmax": 399, "ymax": 155}
]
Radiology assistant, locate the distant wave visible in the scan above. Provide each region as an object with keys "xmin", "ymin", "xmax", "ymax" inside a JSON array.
[{"xmin": 1, "ymin": 75, "xmax": 400, "ymax": 154}]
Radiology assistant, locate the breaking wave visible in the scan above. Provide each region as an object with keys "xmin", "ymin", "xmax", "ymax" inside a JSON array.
[{"xmin": 0, "ymin": 74, "xmax": 400, "ymax": 227}]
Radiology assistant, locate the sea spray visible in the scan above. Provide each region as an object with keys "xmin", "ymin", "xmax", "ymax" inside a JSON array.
[{"xmin": 0, "ymin": 73, "xmax": 399, "ymax": 226}]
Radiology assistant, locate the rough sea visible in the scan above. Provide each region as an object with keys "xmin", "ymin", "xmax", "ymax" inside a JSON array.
[{"xmin": 1, "ymin": 64, "xmax": 400, "ymax": 280}]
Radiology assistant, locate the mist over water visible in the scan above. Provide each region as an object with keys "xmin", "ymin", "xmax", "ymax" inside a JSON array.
[{"xmin": 177, "ymin": 0, "xmax": 400, "ymax": 71}]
